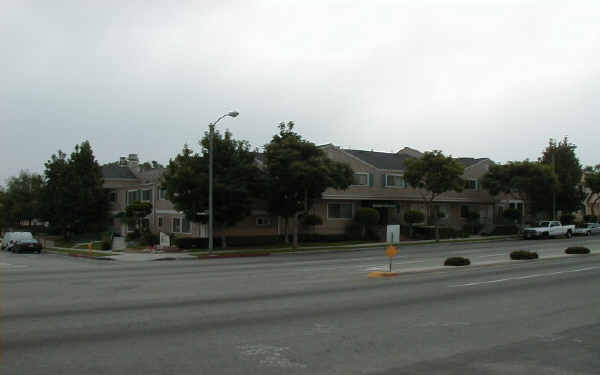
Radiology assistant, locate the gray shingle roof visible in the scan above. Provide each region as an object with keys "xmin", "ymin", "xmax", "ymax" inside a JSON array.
[
  {"xmin": 101, "ymin": 165, "xmax": 137, "ymax": 179},
  {"xmin": 344, "ymin": 149, "xmax": 414, "ymax": 170},
  {"xmin": 345, "ymin": 149, "xmax": 489, "ymax": 171}
]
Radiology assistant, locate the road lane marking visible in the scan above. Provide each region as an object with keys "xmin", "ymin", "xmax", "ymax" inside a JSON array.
[
  {"xmin": 449, "ymin": 266, "xmax": 599, "ymax": 287},
  {"xmin": 0, "ymin": 262, "xmax": 28, "ymax": 268}
]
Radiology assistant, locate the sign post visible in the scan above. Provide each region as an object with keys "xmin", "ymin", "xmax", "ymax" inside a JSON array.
[{"xmin": 385, "ymin": 245, "xmax": 398, "ymax": 272}]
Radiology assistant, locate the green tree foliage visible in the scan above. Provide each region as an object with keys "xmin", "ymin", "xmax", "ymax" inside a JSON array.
[
  {"xmin": 125, "ymin": 201, "xmax": 153, "ymax": 233},
  {"xmin": 42, "ymin": 141, "xmax": 110, "ymax": 238},
  {"xmin": 403, "ymin": 150, "xmax": 465, "ymax": 241},
  {"xmin": 481, "ymin": 161, "xmax": 558, "ymax": 221},
  {"xmin": 0, "ymin": 188, "xmax": 5, "ymax": 229},
  {"xmin": 539, "ymin": 137, "xmax": 585, "ymax": 214},
  {"xmin": 162, "ymin": 131, "xmax": 261, "ymax": 248},
  {"xmin": 263, "ymin": 122, "xmax": 354, "ymax": 247},
  {"xmin": 354, "ymin": 207, "xmax": 380, "ymax": 239},
  {"xmin": 584, "ymin": 165, "xmax": 600, "ymax": 217},
  {"xmin": 403, "ymin": 210, "xmax": 425, "ymax": 238},
  {"xmin": 2, "ymin": 171, "xmax": 44, "ymax": 227}
]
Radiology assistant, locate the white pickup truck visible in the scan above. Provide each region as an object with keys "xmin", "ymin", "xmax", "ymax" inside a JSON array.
[{"xmin": 523, "ymin": 221, "xmax": 575, "ymax": 239}]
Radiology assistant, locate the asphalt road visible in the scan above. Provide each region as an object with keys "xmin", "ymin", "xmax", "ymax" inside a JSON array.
[{"xmin": 3, "ymin": 236, "xmax": 600, "ymax": 374}]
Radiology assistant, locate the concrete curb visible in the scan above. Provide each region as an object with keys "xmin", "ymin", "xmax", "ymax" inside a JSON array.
[{"xmin": 44, "ymin": 249, "xmax": 115, "ymax": 261}]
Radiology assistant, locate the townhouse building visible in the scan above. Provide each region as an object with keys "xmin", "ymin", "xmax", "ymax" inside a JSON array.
[{"xmin": 102, "ymin": 147, "xmax": 522, "ymax": 240}]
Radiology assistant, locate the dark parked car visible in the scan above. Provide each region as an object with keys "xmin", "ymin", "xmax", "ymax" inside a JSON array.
[{"xmin": 12, "ymin": 238, "xmax": 43, "ymax": 253}]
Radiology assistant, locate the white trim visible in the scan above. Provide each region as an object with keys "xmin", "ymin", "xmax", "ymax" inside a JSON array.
[
  {"xmin": 352, "ymin": 172, "xmax": 370, "ymax": 186},
  {"xmin": 155, "ymin": 209, "xmax": 180, "ymax": 214},
  {"xmin": 327, "ymin": 202, "xmax": 354, "ymax": 220},
  {"xmin": 384, "ymin": 173, "xmax": 406, "ymax": 188}
]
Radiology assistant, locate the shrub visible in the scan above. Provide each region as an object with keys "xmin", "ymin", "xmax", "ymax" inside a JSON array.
[
  {"xmin": 345, "ymin": 222, "xmax": 363, "ymax": 241},
  {"xmin": 444, "ymin": 257, "xmax": 470, "ymax": 266},
  {"xmin": 100, "ymin": 241, "xmax": 112, "ymax": 250},
  {"xmin": 354, "ymin": 208, "xmax": 381, "ymax": 239},
  {"xmin": 565, "ymin": 246, "xmax": 591, "ymax": 254},
  {"xmin": 141, "ymin": 232, "xmax": 159, "ymax": 246},
  {"xmin": 583, "ymin": 215, "xmax": 598, "ymax": 223},
  {"xmin": 510, "ymin": 250, "xmax": 539, "ymax": 260},
  {"xmin": 302, "ymin": 214, "xmax": 323, "ymax": 226},
  {"xmin": 491, "ymin": 225, "xmax": 519, "ymax": 235},
  {"xmin": 126, "ymin": 231, "xmax": 140, "ymax": 241},
  {"xmin": 404, "ymin": 210, "xmax": 425, "ymax": 238}
]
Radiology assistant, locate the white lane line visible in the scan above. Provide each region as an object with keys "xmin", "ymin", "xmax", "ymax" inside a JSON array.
[
  {"xmin": 450, "ymin": 266, "xmax": 599, "ymax": 287},
  {"xmin": 477, "ymin": 253, "xmax": 506, "ymax": 258},
  {"xmin": 0, "ymin": 262, "xmax": 28, "ymax": 268}
]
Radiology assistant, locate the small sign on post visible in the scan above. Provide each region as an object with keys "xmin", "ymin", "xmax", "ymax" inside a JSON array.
[{"xmin": 385, "ymin": 245, "xmax": 398, "ymax": 272}]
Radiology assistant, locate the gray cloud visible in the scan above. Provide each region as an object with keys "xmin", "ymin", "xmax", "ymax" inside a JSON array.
[{"xmin": 2, "ymin": 1, "xmax": 600, "ymax": 184}]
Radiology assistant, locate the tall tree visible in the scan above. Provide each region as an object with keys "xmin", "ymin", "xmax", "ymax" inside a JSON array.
[
  {"xmin": 584, "ymin": 165, "xmax": 600, "ymax": 217},
  {"xmin": 481, "ymin": 161, "xmax": 559, "ymax": 223},
  {"xmin": 162, "ymin": 131, "xmax": 262, "ymax": 248},
  {"xmin": 42, "ymin": 141, "xmax": 110, "ymax": 237},
  {"xmin": 3, "ymin": 171, "xmax": 44, "ymax": 227},
  {"xmin": 403, "ymin": 150, "xmax": 465, "ymax": 241},
  {"xmin": 539, "ymin": 137, "xmax": 585, "ymax": 214},
  {"xmin": 263, "ymin": 122, "xmax": 353, "ymax": 248}
]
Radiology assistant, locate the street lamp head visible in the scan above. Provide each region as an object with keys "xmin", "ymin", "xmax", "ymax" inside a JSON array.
[{"xmin": 228, "ymin": 111, "xmax": 239, "ymax": 118}]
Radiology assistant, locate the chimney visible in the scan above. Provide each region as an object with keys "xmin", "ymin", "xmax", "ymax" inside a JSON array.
[{"xmin": 127, "ymin": 154, "xmax": 139, "ymax": 169}]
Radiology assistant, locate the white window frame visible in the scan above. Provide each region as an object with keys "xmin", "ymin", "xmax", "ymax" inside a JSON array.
[
  {"xmin": 159, "ymin": 188, "xmax": 167, "ymax": 200},
  {"xmin": 385, "ymin": 174, "xmax": 406, "ymax": 188},
  {"xmin": 256, "ymin": 216, "xmax": 272, "ymax": 226},
  {"xmin": 172, "ymin": 217, "xmax": 192, "ymax": 234},
  {"xmin": 465, "ymin": 179, "xmax": 479, "ymax": 191},
  {"xmin": 327, "ymin": 203, "xmax": 353, "ymax": 220},
  {"xmin": 352, "ymin": 172, "xmax": 369, "ymax": 186},
  {"xmin": 141, "ymin": 189, "xmax": 152, "ymax": 202},
  {"xmin": 126, "ymin": 190, "xmax": 140, "ymax": 204}
]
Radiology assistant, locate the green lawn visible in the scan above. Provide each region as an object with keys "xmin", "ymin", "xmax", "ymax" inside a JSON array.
[{"xmin": 45, "ymin": 247, "xmax": 112, "ymax": 257}]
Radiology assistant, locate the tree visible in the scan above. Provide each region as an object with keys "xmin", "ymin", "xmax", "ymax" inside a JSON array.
[
  {"xmin": 125, "ymin": 201, "xmax": 153, "ymax": 233},
  {"xmin": 301, "ymin": 214, "xmax": 323, "ymax": 239},
  {"xmin": 404, "ymin": 210, "xmax": 425, "ymax": 239},
  {"xmin": 403, "ymin": 150, "xmax": 465, "ymax": 241},
  {"xmin": 539, "ymin": 137, "xmax": 585, "ymax": 214},
  {"xmin": 481, "ymin": 161, "xmax": 558, "ymax": 224},
  {"xmin": 264, "ymin": 122, "xmax": 354, "ymax": 248},
  {"xmin": 162, "ymin": 130, "xmax": 262, "ymax": 249},
  {"xmin": 42, "ymin": 141, "xmax": 110, "ymax": 238},
  {"xmin": 354, "ymin": 207, "xmax": 380, "ymax": 239},
  {"xmin": 584, "ymin": 165, "xmax": 600, "ymax": 217},
  {"xmin": 3, "ymin": 171, "xmax": 44, "ymax": 227}
]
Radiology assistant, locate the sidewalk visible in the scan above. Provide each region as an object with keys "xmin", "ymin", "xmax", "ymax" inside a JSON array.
[{"xmin": 45, "ymin": 235, "xmax": 518, "ymax": 262}]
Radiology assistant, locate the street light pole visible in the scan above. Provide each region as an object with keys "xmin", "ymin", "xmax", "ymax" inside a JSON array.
[{"xmin": 208, "ymin": 111, "xmax": 239, "ymax": 253}]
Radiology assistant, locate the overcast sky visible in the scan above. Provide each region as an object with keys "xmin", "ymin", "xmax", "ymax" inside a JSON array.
[{"xmin": 2, "ymin": 1, "xmax": 600, "ymax": 184}]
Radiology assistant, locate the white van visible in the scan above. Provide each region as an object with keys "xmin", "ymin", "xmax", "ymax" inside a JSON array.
[{"xmin": 1, "ymin": 232, "xmax": 34, "ymax": 251}]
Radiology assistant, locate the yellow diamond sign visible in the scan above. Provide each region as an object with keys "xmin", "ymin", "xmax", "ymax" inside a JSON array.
[{"xmin": 386, "ymin": 245, "xmax": 398, "ymax": 258}]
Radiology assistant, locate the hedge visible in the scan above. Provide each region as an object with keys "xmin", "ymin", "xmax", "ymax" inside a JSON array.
[
  {"xmin": 565, "ymin": 246, "xmax": 591, "ymax": 254},
  {"xmin": 444, "ymin": 257, "xmax": 471, "ymax": 266},
  {"xmin": 510, "ymin": 250, "xmax": 538, "ymax": 260}
]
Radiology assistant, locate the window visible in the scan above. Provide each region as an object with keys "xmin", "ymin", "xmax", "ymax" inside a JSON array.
[
  {"xmin": 173, "ymin": 217, "xmax": 191, "ymax": 233},
  {"xmin": 109, "ymin": 191, "xmax": 117, "ymax": 202},
  {"xmin": 142, "ymin": 189, "xmax": 152, "ymax": 202},
  {"xmin": 328, "ymin": 203, "xmax": 353, "ymax": 219},
  {"xmin": 465, "ymin": 179, "xmax": 479, "ymax": 190},
  {"xmin": 158, "ymin": 217, "xmax": 163, "ymax": 227},
  {"xmin": 256, "ymin": 217, "xmax": 272, "ymax": 226},
  {"xmin": 159, "ymin": 188, "xmax": 167, "ymax": 200},
  {"xmin": 352, "ymin": 173, "xmax": 369, "ymax": 186},
  {"xmin": 126, "ymin": 190, "xmax": 140, "ymax": 204},
  {"xmin": 385, "ymin": 174, "xmax": 406, "ymax": 188}
]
